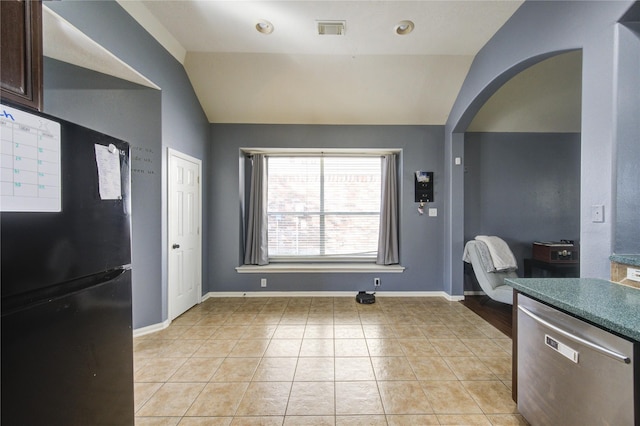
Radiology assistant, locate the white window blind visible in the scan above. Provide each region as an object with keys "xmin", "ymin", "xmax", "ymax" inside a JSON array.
[{"xmin": 267, "ymin": 156, "xmax": 381, "ymax": 261}]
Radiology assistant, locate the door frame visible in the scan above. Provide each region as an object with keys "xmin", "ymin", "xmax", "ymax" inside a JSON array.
[{"xmin": 167, "ymin": 148, "xmax": 202, "ymax": 321}]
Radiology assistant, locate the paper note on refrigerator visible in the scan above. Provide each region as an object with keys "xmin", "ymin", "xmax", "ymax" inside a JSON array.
[{"xmin": 94, "ymin": 144, "xmax": 121, "ymax": 200}]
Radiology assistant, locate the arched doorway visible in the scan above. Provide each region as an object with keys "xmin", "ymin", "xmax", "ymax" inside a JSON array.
[
  {"xmin": 444, "ymin": 49, "xmax": 583, "ymax": 299},
  {"xmin": 463, "ymin": 50, "xmax": 582, "ymax": 292}
]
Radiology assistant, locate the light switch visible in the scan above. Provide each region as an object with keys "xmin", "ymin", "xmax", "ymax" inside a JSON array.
[
  {"xmin": 455, "ymin": 157, "xmax": 461, "ymax": 165},
  {"xmin": 591, "ymin": 205, "xmax": 604, "ymax": 223},
  {"xmin": 428, "ymin": 208, "xmax": 437, "ymax": 217}
]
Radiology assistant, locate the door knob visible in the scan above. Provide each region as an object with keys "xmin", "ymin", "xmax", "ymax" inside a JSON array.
[{"xmin": 172, "ymin": 244, "xmax": 180, "ymax": 249}]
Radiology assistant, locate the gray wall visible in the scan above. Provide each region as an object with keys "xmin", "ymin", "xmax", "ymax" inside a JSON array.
[
  {"xmin": 46, "ymin": 1, "xmax": 210, "ymax": 329},
  {"xmin": 445, "ymin": 0, "xmax": 635, "ymax": 295},
  {"xmin": 41, "ymin": 0, "xmax": 638, "ymax": 325},
  {"xmin": 614, "ymin": 19, "xmax": 640, "ymax": 254},
  {"xmin": 43, "ymin": 58, "xmax": 163, "ymax": 330},
  {"xmin": 464, "ymin": 132, "xmax": 581, "ymax": 287},
  {"xmin": 209, "ymin": 124, "xmax": 445, "ymax": 293}
]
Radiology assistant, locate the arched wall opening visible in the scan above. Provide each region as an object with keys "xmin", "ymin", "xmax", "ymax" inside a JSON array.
[
  {"xmin": 462, "ymin": 50, "xmax": 582, "ymax": 292},
  {"xmin": 444, "ymin": 49, "xmax": 584, "ymax": 299},
  {"xmin": 442, "ymin": 1, "xmax": 636, "ymax": 299}
]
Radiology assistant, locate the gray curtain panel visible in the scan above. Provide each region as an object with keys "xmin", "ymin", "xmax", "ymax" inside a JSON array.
[
  {"xmin": 244, "ymin": 154, "xmax": 269, "ymax": 265},
  {"xmin": 377, "ymin": 154, "xmax": 399, "ymax": 265}
]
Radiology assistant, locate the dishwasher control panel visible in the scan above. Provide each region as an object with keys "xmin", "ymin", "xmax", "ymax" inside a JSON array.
[
  {"xmin": 626, "ymin": 267, "xmax": 640, "ymax": 282},
  {"xmin": 545, "ymin": 334, "xmax": 579, "ymax": 363}
]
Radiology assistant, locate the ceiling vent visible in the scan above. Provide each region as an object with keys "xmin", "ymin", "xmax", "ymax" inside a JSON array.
[{"xmin": 317, "ymin": 21, "xmax": 345, "ymax": 36}]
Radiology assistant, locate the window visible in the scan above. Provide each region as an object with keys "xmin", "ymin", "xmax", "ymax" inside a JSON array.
[
  {"xmin": 267, "ymin": 156, "xmax": 381, "ymax": 261},
  {"xmin": 242, "ymin": 149, "xmax": 399, "ymax": 267}
]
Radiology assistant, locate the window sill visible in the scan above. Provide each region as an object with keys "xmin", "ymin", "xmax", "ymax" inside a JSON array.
[{"xmin": 236, "ymin": 263, "xmax": 405, "ymax": 274}]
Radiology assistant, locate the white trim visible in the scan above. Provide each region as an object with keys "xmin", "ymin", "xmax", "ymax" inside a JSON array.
[
  {"xmin": 133, "ymin": 319, "xmax": 171, "ymax": 338},
  {"xmin": 445, "ymin": 294, "xmax": 466, "ymax": 302},
  {"xmin": 236, "ymin": 264, "xmax": 405, "ymax": 274},
  {"xmin": 167, "ymin": 148, "xmax": 203, "ymax": 321},
  {"xmin": 43, "ymin": 6, "xmax": 161, "ymax": 90},
  {"xmin": 203, "ymin": 291, "xmax": 463, "ymax": 301},
  {"xmin": 168, "ymin": 148, "xmax": 202, "ymax": 169}
]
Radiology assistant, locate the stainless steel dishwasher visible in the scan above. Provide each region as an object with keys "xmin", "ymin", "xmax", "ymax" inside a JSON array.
[{"xmin": 517, "ymin": 294, "xmax": 638, "ymax": 425}]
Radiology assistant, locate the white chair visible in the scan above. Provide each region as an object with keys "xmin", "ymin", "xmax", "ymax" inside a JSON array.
[{"xmin": 463, "ymin": 239, "xmax": 517, "ymax": 305}]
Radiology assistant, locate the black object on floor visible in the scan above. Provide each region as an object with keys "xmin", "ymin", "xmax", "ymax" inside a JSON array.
[{"xmin": 356, "ymin": 291, "xmax": 376, "ymax": 304}]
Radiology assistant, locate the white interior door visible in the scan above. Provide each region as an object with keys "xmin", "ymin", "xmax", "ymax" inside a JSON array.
[{"xmin": 168, "ymin": 149, "xmax": 202, "ymax": 321}]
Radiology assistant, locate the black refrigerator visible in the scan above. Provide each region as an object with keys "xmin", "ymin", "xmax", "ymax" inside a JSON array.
[{"xmin": 1, "ymin": 103, "xmax": 134, "ymax": 425}]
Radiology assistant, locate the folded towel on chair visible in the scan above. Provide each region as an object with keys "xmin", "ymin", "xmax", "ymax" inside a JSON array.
[
  {"xmin": 463, "ymin": 240, "xmax": 496, "ymax": 272},
  {"xmin": 474, "ymin": 235, "xmax": 518, "ymax": 271}
]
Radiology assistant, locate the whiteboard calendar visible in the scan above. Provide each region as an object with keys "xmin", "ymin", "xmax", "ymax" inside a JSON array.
[{"xmin": 0, "ymin": 103, "xmax": 62, "ymax": 212}]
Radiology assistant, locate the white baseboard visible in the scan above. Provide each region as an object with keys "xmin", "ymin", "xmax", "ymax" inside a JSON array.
[
  {"xmin": 203, "ymin": 291, "xmax": 465, "ymax": 302},
  {"xmin": 133, "ymin": 319, "xmax": 170, "ymax": 337}
]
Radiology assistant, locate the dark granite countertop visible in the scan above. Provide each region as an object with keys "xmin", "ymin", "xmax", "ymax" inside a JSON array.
[
  {"xmin": 505, "ymin": 277, "xmax": 640, "ymax": 342},
  {"xmin": 610, "ymin": 254, "xmax": 640, "ymax": 267}
]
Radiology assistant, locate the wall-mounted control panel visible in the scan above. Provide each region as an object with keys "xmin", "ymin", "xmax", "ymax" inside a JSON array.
[{"xmin": 414, "ymin": 171, "xmax": 433, "ymax": 203}]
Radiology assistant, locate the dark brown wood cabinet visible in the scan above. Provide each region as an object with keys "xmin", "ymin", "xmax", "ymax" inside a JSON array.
[{"xmin": 1, "ymin": 0, "xmax": 43, "ymax": 110}]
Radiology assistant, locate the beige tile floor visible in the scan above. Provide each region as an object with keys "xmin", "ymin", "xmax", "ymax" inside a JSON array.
[{"xmin": 134, "ymin": 296, "xmax": 527, "ymax": 425}]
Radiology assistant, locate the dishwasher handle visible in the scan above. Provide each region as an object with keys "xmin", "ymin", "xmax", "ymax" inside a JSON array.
[{"xmin": 518, "ymin": 305, "xmax": 631, "ymax": 364}]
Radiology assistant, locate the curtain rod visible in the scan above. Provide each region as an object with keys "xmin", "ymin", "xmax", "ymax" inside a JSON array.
[{"xmin": 244, "ymin": 151, "xmax": 398, "ymax": 158}]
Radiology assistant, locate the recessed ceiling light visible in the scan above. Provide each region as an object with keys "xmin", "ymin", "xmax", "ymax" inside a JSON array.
[
  {"xmin": 395, "ymin": 20, "xmax": 414, "ymax": 35},
  {"xmin": 256, "ymin": 20, "xmax": 274, "ymax": 35}
]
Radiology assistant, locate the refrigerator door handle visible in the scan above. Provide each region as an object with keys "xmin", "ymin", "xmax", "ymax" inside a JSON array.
[{"xmin": 518, "ymin": 305, "xmax": 631, "ymax": 364}]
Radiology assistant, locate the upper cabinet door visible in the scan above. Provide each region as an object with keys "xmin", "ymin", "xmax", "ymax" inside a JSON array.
[{"xmin": 1, "ymin": 0, "xmax": 43, "ymax": 111}]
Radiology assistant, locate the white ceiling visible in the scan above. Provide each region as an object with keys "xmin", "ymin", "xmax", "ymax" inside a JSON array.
[
  {"xmin": 133, "ymin": 1, "xmax": 522, "ymax": 56},
  {"xmin": 118, "ymin": 0, "xmax": 525, "ymax": 125},
  {"xmin": 43, "ymin": 1, "xmax": 582, "ymax": 130}
]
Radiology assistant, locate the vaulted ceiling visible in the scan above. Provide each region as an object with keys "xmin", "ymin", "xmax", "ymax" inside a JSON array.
[{"xmin": 43, "ymin": 1, "xmax": 582, "ymax": 131}]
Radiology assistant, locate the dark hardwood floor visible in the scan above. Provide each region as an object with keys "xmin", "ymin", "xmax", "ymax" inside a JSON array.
[{"xmin": 460, "ymin": 295, "xmax": 513, "ymax": 338}]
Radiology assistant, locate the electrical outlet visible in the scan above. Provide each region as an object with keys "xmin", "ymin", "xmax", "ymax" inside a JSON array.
[
  {"xmin": 374, "ymin": 277, "xmax": 381, "ymax": 287},
  {"xmin": 260, "ymin": 278, "xmax": 267, "ymax": 288}
]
